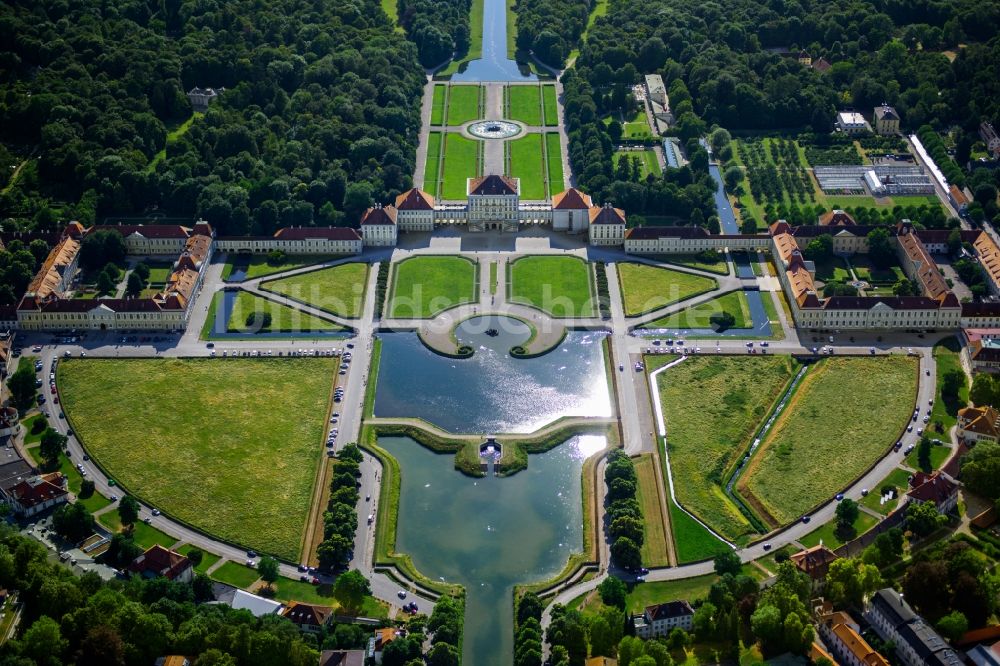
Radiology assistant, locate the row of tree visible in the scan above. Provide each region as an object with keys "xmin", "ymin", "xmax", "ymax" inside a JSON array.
[
  {"xmin": 316, "ymin": 444, "xmax": 363, "ymax": 571},
  {"xmin": 605, "ymin": 450, "xmax": 644, "ymax": 572},
  {"xmin": 513, "ymin": 592, "xmax": 543, "ymax": 666}
]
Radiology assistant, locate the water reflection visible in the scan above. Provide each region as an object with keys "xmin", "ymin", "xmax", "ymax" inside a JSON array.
[
  {"xmin": 383, "ymin": 434, "xmax": 593, "ymax": 665},
  {"xmin": 450, "ymin": 0, "xmax": 537, "ymax": 81},
  {"xmin": 375, "ymin": 317, "xmax": 611, "ymax": 433}
]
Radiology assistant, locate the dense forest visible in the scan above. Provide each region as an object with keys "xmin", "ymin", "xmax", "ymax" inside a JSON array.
[
  {"xmin": 0, "ymin": 0, "xmax": 426, "ymax": 236},
  {"xmin": 574, "ymin": 0, "xmax": 999, "ymax": 134},
  {"xmin": 513, "ymin": 0, "xmax": 590, "ymax": 68},
  {"xmin": 397, "ymin": 0, "xmax": 472, "ymax": 67}
]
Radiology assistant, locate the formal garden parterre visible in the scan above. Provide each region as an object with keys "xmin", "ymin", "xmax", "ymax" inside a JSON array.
[
  {"xmin": 388, "ymin": 255, "xmax": 478, "ymax": 318},
  {"xmin": 617, "ymin": 263, "xmax": 717, "ymax": 317},
  {"xmin": 508, "ymin": 255, "xmax": 596, "ymax": 318},
  {"xmin": 262, "ymin": 262, "xmax": 369, "ymax": 318}
]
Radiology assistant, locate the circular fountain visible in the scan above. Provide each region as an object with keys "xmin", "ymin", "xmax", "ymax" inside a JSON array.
[{"xmin": 467, "ymin": 120, "xmax": 522, "ymax": 139}]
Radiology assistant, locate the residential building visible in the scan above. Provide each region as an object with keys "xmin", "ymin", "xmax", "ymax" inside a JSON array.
[
  {"xmin": 0, "ymin": 459, "xmax": 33, "ymax": 499},
  {"xmin": 981, "ymin": 122, "xmax": 1000, "ymax": 160},
  {"xmin": 281, "ymin": 602, "xmax": 332, "ymax": 633},
  {"xmin": 359, "ymin": 205, "xmax": 398, "ymax": 246},
  {"xmin": 187, "ymin": 87, "xmax": 222, "ymax": 111},
  {"xmin": 5, "ymin": 473, "xmax": 68, "ymax": 517},
  {"xmin": 874, "ymin": 104, "xmax": 900, "ymax": 136},
  {"xmin": 371, "ymin": 627, "xmax": 405, "ymax": 664},
  {"xmin": 23, "ymin": 236, "xmax": 81, "ymax": 302},
  {"xmin": 644, "ymin": 74, "xmax": 672, "ymax": 130},
  {"xmin": 810, "ymin": 642, "xmax": 839, "ymax": 665},
  {"xmin": 796, "ymin": 49, "xmax": 812, "ymax": 66},
  {"xmin": 394, "ymin": 188, "xmax": 435, "ymax": 231},
  {"xmin": 836, "ymin": 111, "xmax": 872, "ymax": 136},
  {"xmin": 632, "ymin": 600, "xmax": 695, "ymax": 638},
  {"xmin": 957, "ymin": 405, "xmax": 1000, "ymax": 444},
  {"xmin": 866, "ymin": 588, "xmax": 963, "ymax": 666},
  {"xmin": 790, "ymin": 544, "xmax": 838, "ymax": 590},
  {"xmin": 228, "ymin": 589, "xmax": 283, "ymax": 617},
  {"xmin": 906, "ymin": 470, "xmax": 959, "ymax": 513},
  {"xmin": 551, "ymin": 188, "xmax": 594, "ymax": 233},
  {"xmin": 589, "ymin": 204, "xmax": 626, "ymax": 246},
  {"xmin": 812, "ymin": 57, "xmax": 832, "ymax": 73},
  {"xmin": 467, "ymin": 175, "xmax": 521, "ymax": 231},
  {"xmin": 128, "ymin": 545, "xmax": 194, "ymax": 583},
  {"xmin": 0, "ymin": 406, "xmax": 18, "ymax": 438},
  {"xmin": 319, "ymin": 651, "xmax": 366, "ymax": 666},
  {"xmin": 818, "ymin": 610, "xmax": 891, "ymax": 666},
  {"xmin": 81, "ymin": 223, "xmax": 195, "ymax": 255}
]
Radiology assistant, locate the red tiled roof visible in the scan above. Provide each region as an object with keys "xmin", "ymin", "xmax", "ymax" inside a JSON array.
[
  {"xmin": 823, "ymin": 296, "xmax": 943, "ymax": 311},
  {"xmin": 91, "ymin": 224, "xmax": 192, "ymax": 239},
  {"xmin": 394, "ymin": 188, "xmax": 435, "ymax": 210},
  {"xmin": 272, "ymin": 227, "xmax": 362, "ymax": 241},
  {"xmin": 645, "ymin": 600, "xmax": 694, "ymax": 621},
  {"xmin": 590, "ymin": 205, "xmax": 626, "ymax": 225},
  {"xmin": 360, "ymin": 206, "xmax": 397, "ymax": 226},
  {"xmin": 552, "ymin": 188, "xmax": 593, "ymax": 210},
  {"xmin": 282, "ymin": 601, "xmax": 332, "ymax": 627},
  {"xmin": 907, "ymin": 470, "xmax": 958, "ymax": 505},
  {"xmin": 468, "ymin": 175, "xmax": 518, "ymax": 196},
  {"xmin": 9, "ymin": 477, "xmax": 68, "ymax": 508},
  {"xmin": 818, "ymin": 209, "xmax": 857, "ymax": 226},
  {"xmin": 790, "ymin": 544, "xmax": 838, "ymax": 579},
  {"xmin": 128, "ymin": 545, "xmax": 192, "ymax": 581}
]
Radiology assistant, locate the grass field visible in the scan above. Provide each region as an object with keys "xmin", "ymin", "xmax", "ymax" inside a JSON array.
[
  {"xmin": 176, "ymin": 544, "xmax": 221, "ymax": 575},
  {"xmin": 225, "ymin": 291, "xmax": 343, "ymax": 333},
  {"xmin": 441, "ymin": 133, "xmax": 480, "ymax": 200},
  {"xmin": 211, "ymin": 561, "xmax": 260, "ymax": 588},
  {"xmin": 545, "ymin": 133, "xmax": 564, "ymax": 195},
  {"xmin": 507, "ymin": 85, "xmax": 541, "ymax": 126},
  {"xmin": 633, "ymin": 455, "xmax": 669, "ymax": 568},
  {"xmin": 97, "ymin": 511, "xmax": 177, "ymax": 550},
  {"xmin": 509, "ymin": 134, "xmax": 546, "ymax": 199},
  {"xmin": 272, "ymin": 577, "xmax": 388, "ymax": 617},
  {"xmin": 653, "ymin": 253, "xmax": 729, "ymax": 276},
  {"xmin": 613, "ymin": 150, "xmax": 662, "ymax": 179},
  {"xmin": 262, "ymin": 263, "xmax": 368, "ymax": 318},
  {"xmin": 861, "ymin": 467, "xmax": 912, "ymax": 515},
  {"xmin": 618, "ymin": 263, "xmax": 717, "ymax": 316},
  {"xmin": 57, "ymin": 453, "xmax": 112, "ymax": 514},
  {"xmin": 740, "ymin": 356, "xmax": 917, "ymax": 526},
  {"xmin": 430, "ymin": 85, "xmax": 446, "ymax": 125},
  {"xmin": 423, "ymin": 131, "xmax": 443, "ymax": 197},
  {"xmin": 59, "ymin": 358, "xmax": 337, "ymax": 559},
  {"xmin": 643, "ymin": 291, "xmax": 750, "ymax": 330},
  {"xmin": 388, "ymin": 256, "xmax": 477, "ymax": 318},
  {"xmin": 906, "ymin": 442, "xmax": 952, "ymax": 472},
  {"xmin": 670, "ymin": 499, "xmax": 732, "ymax": 564},
  {"xmin": 930, "ymin": 337, "xmax": 967, "ymax": 430},
  {"xmin": 656, "ymin": 356, "xmax": 795, "ymax": 542},
  {"xmin": 542, "ymin": 85, "xmax": 558, "ymax": 126},
  {"xmin": 222, "ymin": 255, "xmax": 339, "ymax": 281},
  {"xmin": 799, "ymin": 512, "xmax": 879, "ymax": 549},
  {"xmin": 509, "ymin": 256, "xmax": 595, "ymax": 317},
  {"xmin": 626, "ymin": 574, "xmax": 716, "ymax": 613},
  {"xmin": 446, "ymin": 85, "xmax": 480, "ymax": 125}
]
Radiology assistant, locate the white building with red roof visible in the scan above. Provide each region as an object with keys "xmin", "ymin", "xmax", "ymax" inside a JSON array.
[
  {"xmin": 551, "ymin": 188, "xmax": 594, "ymax": 233},
  {"xmin": 467, "ymin": 175, "xmax": 520, "ymax": 232},
  {"xmin": 360, "ymin": 205, "xmax": 398, "ymax": 246},
  {"xmin": 5, "ymin": 474, "xmax": 68, "ymax": 518},
  {"xmin": 128, "ymin": 545, "xmax": 194, "ymax": 583},
  {"xmin": 394, "ymin": 188, "xmax": 435, "ymax": 231},
  {"xmin": 589, "ymin": 204, "xmax": 626, "ymax": 246}
]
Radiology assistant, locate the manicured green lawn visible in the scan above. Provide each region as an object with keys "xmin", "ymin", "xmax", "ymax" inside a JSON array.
[
  {"xmin": 931, "ymin": 336, "xmax": 967, "ymax": 430},
  {"xmin": 542, "ymin": 85, "xmax": 559, "ymax": 126},
  {"xmin": 262, "ymin": 263, "xmax": 368, "ymax": 318},
  {"xmin": 813, "ymin": 256, "xmax": 851, "ymax": 283},
  {"xmin": 653, "ymin": 253, "xmax": 729, "ymax": 275},
  {"xmin": 446, "ymin": 85, "xmax": 480, "ymax": 125},
  {"xmin": 423, "ymin": 131, "xmax": 443, "ymax": 197},
  {"xmin": 906, "ymin": 442, "xmax": 952, "ymax": 472},
  {"xmin": 643, "ymin": 291, "xmax": 750, "ymax": 330},
  {"xmin": 441, "ymin": 133, "xmax": 480, "ymax": 200},
  {"xmin": 626, "ymin": 574, "xmax": 717, "ymax": 613},
  {"xmin": 861, "ymin": 467, "xmax": 912, "ymax": 515},
  {"xmin": 670, "ymin": 499, "xmax": 732, "ymax": 564},
  {"xmin": 740, "ymin": 356, "xmax": 917, "ymax": 526},
  {"xmin": 57, "ymin": 453, "xmax": 113, "ymax": 514},
  {"xmin": 656, "ymin": 356, "xmax": 795, "ymax": 543},
  {"xmin": 850, "ymin": 256, "xmax": 906, "ymax": 284},
  {"xmin": 509, "ymin": 256, "xmax": 595, "ymax": 317},
  {"xmin": 272, "ymin": 576, "xmax": 389, "ymax": 617},
  {"xmin": 176, "ymin": 544, "xmax": 222, "ymax": 575},
  {"xmin": 225, "ymin": 291, "xmax": 344, "ymax": 333},
  {"xmin": 430, "ymin": 84, "xmax": 446, "ymax": 125},
  {"xmin": 799, "ymin": 511, "xmax": 878, "ymax": 549},
  {"xmin": 21, "ymin": 415, "xmax": 47, "ymax": 445},
  {"xmin": 222, "ymin": 255, "xmax": 339, "ymax": 281},
  {"xmin": 545, "ymin": 132, "xmax": 564, "ymax": 195},
  {"xmin": 509, "ymin": 134, "xmax": 546, "ymax": 199},
  {"xmin": 507, "ymin": 85, "xmax": 542, "ymax": 126},
  {"xmin": 613, "ymin": 150, "xmax": 662, "ymax": 179},
  {"xmin": 59, "ymin": 358, "xmax": 338, "ymax": 559},
  {"xmin": 618, "ymin": 263, "xmax": 717, "ymax": 316},
  {"xmin": 634, "ymin": 454, "xmax": 669, "ymax": 568},
  {"xmin": 97, "ymin": 511, "xmax": 177, "ymax": 549},
  {"xmin": 211, "ymin": 561, "xmax": 260, "ymax": 589},
  {"xmin": 388, "ymin": 256, "xmax": 477, "ymax": 318}
]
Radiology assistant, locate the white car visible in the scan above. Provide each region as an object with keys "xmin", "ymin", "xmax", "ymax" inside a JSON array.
[{"xmin": 397, "ymin": 590, "xmax": 407, "ymax": 599}]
